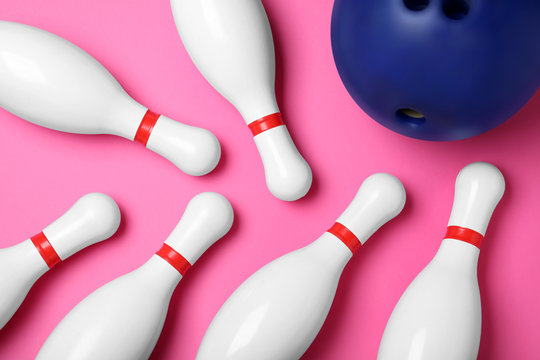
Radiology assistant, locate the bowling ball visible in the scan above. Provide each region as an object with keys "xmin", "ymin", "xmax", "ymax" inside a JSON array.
[{"xmin": 331, "ymin": 0, "xmax": 540, "ymax": 141}]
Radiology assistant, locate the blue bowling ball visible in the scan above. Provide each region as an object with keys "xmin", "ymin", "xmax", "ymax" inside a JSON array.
[{"xmin": 331, "ymin": 0, "xmax": 540, "ymax": 141}]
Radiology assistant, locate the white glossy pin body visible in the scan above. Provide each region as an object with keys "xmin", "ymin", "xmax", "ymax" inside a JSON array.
[
  {"xmin": 36, "ymin": 192, "xmax": 234, "ymax": 360},
  {"xmin": 196, "ymin": 174, "xmax": 405, "ymax": 359},
  {"xmin": 377, "ymin": 162, "xmax": 505, "ymax": 360},
  {"xmin": 170, "ymin": 0, "xmax": 312, "ymax": 200},
  {"xmin": 0, "ymin": 193, "xmax": 120, "ymax": 330},
  {"xmin": 0, "ymin": 21, "xmax": 220, "ymax": 176}
]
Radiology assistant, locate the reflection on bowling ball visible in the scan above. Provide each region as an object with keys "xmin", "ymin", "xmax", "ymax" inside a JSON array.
[{"xmin": 331, "ymin": 0, "xmax": 540, "ymax": 141}]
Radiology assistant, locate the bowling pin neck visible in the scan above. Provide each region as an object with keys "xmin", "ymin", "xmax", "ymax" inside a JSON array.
[
  {"xmin": 107, "ymin": 100, "xmax": 221, "ymax": 176},
  {"xmin": 326, "ymin": 222, "xmax": 362, "ymax": 255},
  {"xmin": 447, "ymin": 162, "xmax": 505, "ymax": 238},
  {"xmin": 247, "ymin": 112, "xmax": 285, "ymax": 136},
  {"xmin": 334, "ymin": 173, "xmax": 406, "ymax": 247},
  {"xmin": 155, "ymin": 243, "xmax": 191, "ymax": 278},
  {"xmin": 310, "ymin": 232, "xmax": 353, "ymax": 270},
  {"xmin": 432, "ymin": 239, "xmax": 480, "ymax": 275},
  {"xmin": 143, "ymin": 254, "xmax": 184, "ymax": 288},
  {"xmin": 7, "ymin": 240, "xmax": 51, "ymax": 277},
  {"xmin": 163, "ymin": 192, "xmax": 234, "ymax": 267},
  {"xmin": 241, "ymin": 102, "xmax": 280, "ymax": 127},
  {"xmin": 102, "ymin": 97, "xmax": 148, "ymax": 139},
  {"xmin": 38, "ymin": 193, "xmax": 120, "ymax": 266},
  {"xmin": 251, "ymin": 119, "xmax": 313, "ymax": 201}
]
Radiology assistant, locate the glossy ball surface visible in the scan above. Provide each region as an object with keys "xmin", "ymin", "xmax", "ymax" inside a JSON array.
[{"xmin": 331, "ymin": 0, "xmax": 540, "ymax": 141}]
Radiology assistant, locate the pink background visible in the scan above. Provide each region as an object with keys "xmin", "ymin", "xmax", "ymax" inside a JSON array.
[{"xmin": 1, "ymin": 0, "xmax": 539, "ymax": 358}]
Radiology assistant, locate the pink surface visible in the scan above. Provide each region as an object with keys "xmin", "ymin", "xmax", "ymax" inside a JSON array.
[{"xmin": 0, "ymin": 0, "xmax": 539, "ymax": 359}]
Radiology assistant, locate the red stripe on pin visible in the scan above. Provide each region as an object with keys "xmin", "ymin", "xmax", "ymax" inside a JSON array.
[
  {"xmin": 327, "ymin": 222, "xmax": 361, "ymax": 254},
  {"xmin": 156, "ymin": 244, "xmax": 191, "ymax": 276},
  {"xmin": 248, "ymin": 112, "xmax": 285, "ymax": 136},
  {"xmin": 134, "ymin": 110, "xmax": 160, "ymax": 146},
  {"xmin": 445, "ymin": 226, "xmax": 484, "ymax": 248},
  {"xmin": 31, "ymin": 232, "xmax": 61, "ymax": 269}
]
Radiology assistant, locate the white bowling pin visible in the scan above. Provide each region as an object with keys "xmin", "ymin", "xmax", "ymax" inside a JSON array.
[
  {"xmin": 0, "ymin": 21, "xmax": 220, "ymax": 176},
  {"xmin": 36, "ymin": 192, "xmax": 234, "ymax": 360},
  {"xmin": 170, "ymin": 0, "xmax": 312, "ymax": 200},
  {"xmin": 196, "ymin": 173, "xmax": 406, "ymax": 359},
  {"xmin": 0, "ymin": 193, "xmax": 120, "ymax": 330},
  {"xmin": 377, "ymin": 162, "xmax": 505, "ymax": 360}
]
